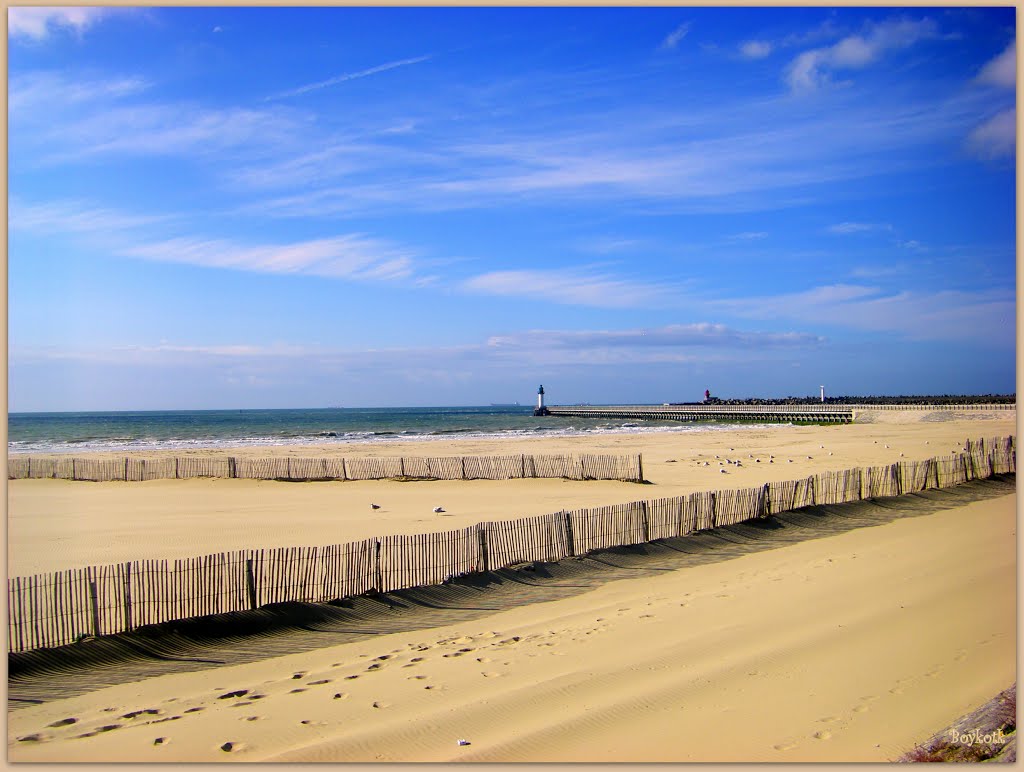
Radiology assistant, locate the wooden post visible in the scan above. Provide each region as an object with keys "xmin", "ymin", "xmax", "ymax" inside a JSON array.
[
  {"xmin": 89, "ymin": 579, "xmax": 101, "ymax": 638},
  {"xmin": 175, "ymin": 457, "xmax": 180, "ymax": 480},
  {"xmin": 72, "ymin": 458, "xmax": 77, "ymax": 481},
  {"xmin": 640, "ymin": 501, "xmax": 650, "ymax": 543},
  {"xmin": 229, "ymin": 457, "xmax": 236, "ymax": 478},
  {"xmin": 461, "ymin": 456, "xmax": 467, "ymax": 480},
  {"xmin": 478, "ymin": 525, "xmax": 489, "ymax": 573},
  {"xmin": 521, "ymin": 454, "xmax": 527, "ymax": 478},
  {"xmin": 762, "ymin": 483, "xmax": 771, "ymax": 517},
  {"xmin": 564, "ymin": 511, "xmax": 575, "ymax": 557},
  {"xmin": 709, "ymin": 492, "xmax": 717, "ymax": 529},
  {"xmin": 124, "ymin": 457, "xmax": 129, "ymax": 481},
  {"xmin": 244, "ymin": 558, "xmax": 258, "ymax": 609},
  {"xmin": 122, "ymin": 563, "xmax": 132, "ymax": 632},
  {"xmin": 637, "ymin": 454, "xmax": 644, "ymax": 482},
  {"xmin": 399, "ymin": 457, "xmax": 405, "ymax": 477},
  {"xmin": 374, "ymin": 540, "xmax": 383, "ymax": 593}
]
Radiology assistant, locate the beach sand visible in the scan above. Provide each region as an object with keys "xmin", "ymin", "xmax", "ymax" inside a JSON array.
[
  {"xmin": 6, "ymin": 410, "xmax": 1017, "ymax": 761},
  {"xmin": 7, "ymin": 409, "xmax": 1015, "ymax": 575}
]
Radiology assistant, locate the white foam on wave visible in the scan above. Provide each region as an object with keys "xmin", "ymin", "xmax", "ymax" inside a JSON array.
[{"xmin": 7, "ymin": 420, "xmax": 780, "ymax": 455}]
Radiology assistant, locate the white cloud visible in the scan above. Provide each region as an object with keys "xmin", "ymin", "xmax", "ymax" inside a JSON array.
[
  {"xmin": 827, "ymin": 221, "xmax": 893, "ymax": 234},
  {"xmin": 662, "ymin": 22, "xmax": 691, "ymax": 50},
  {"xmin": 966, "ymin": 108, "xmax": 1016, "ymax": 160},
  {"xmin": 267, "ymin": 55, "xmax": 432, "ymax": 100},
  {"xmin": 10, "ymin": 197, "xmax": 425, "ymax": 284},
  {"xmin": 8, "ymin": 7, "xmax": 109, "ymax": 40},
  {"xmin": 461, "ymin": 268, "xmax": 676, "ymax": 309},
  {"xmin": 726, "ymin": 231, "xmax": 768, "ymax": 241},
  {"xmin": 975, "ymin": 40, "xmax": 1015, "ymax": 88},
  {"xmin": 123, "ymin": 234, "xmax": 417, "ymax": 281},
  {"xmin": 713, "ymin": 283, "xmax": 1014, "ymax": 343},
  {"xmin": 487, "ymin": 324, "xmax": 822, "ymax": 351},
  {"xmin": 10, "ymin": 198, "xmax": 175, "ymax": 233},
  {"xmin": 739, "ymin": 40, "xmax": 773, "ymax": 59},
  {"xmin": 9, "ymin": 71, "xmax": 149, "ymax": 114},
  {"xmin": 785, "ymin": 16, "xmax": 941, "ymax": 92}
]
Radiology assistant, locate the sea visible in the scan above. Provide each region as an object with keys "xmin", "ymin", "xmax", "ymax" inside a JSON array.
[{"xmin": 7, "ymin": 406, "xmax": 744, "ymax": 456}]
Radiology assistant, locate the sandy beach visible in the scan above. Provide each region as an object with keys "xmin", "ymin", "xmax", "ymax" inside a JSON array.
[
  {"xmin": 7, "ymin": 409, "xmax": 1017, "ymax": 761},
  {"xmin": 7, "ymin": 409, "xmax": 1015, "ymax": 575}
]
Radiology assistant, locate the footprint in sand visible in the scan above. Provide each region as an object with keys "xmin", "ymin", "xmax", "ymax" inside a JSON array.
[
  {"xmin": 218, "ymin": 690, "xmax": 248, "ymax": 700},
  {"xmin": 498, "ymin": 637, "xmax": 521, "ymax": 645},
  {"xmin": 818, "ymin": 716, "xmax": 839, "ymax": 724},
  {"xmin": 122, "ymin": 709, "xmax": 161, "ymax": 719},
  {"xmin": 290, "ymin": 688, "xmax": 307, "ymax": 694},
  {"xmin": 47, "ymin": 718, "xmax": 78, "ymax": 727},
  {"xmin": 639, "ymin": 614, "xmax": 654, "ymax": 619},
  {"xmin": 153, "ymin": 737, "xmax": 168, "ymax": 745},
  {"xmin": 773, "ymin": 742, "xmax": 798, "ymax": 751},
  {"xmin": 184, "ymin": 707, "xmax": 205, "ymax": 713},
  {"xmin": 17, "ymin": 734, "xmax": 46, "ymax": 743},
  {"xmin": 220, "ymin": 741, "xmax": 242, "ymax": 753},
  {"xmin": 345, "ymin": 675, "xmax": 360, "ymax": 680},
  {"xmin": 813, "ymin": 730, "xmax": 833, "ymax": 740},
  {"xmin": 481, "ymin": 672, "xmax": 502, "ymax": 678},
  {"xmin": 408, "ymin": 675, "xmax": 428, "ymax": 680},
  {"xmin": 366, "ymin": 663, "xmax": 383, "ymax": 671},
  {"xmin": 476, "ymin": 656, "xmax": 492, "ymax": 663},
  {"xmin": 308, "ymin": 679, "xmax": 331, "ymax": 686},
  {"xmin": 243, "ymin": 716, "xmax": 261, "ymax": 722},
  {"xmin": 889, "ymin": 687, "xmax": 904, "ymax": 696}
]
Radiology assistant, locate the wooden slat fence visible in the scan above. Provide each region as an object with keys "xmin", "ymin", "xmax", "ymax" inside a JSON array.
[
  {"xmin": 8, "ymin": 438, "xmax": 1014, "ymax": 653},
  {"xmin": 7, "ymin": 453, "xmax": 643, "ymax": 484}
]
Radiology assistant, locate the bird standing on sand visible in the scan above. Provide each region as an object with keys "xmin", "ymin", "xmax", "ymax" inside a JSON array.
[
  {"xmin": 370, "ymin": 503, "xmax": 381, "ymax": 510},
  {"xmin": 433, "ymin": 506, "xmax": 445, "ymax": 513}
]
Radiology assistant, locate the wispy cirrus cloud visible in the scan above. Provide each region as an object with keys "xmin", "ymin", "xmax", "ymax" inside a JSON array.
[
  {"xmin": 785, "ymin": 16, "xmax": 942, "ymax": 92},
  {"xmin": 487, "ymin": 324, "xmax": 823, "ymax": 351},
  {"xmin": 661, "ymin": 22, "xmax": 691, "ymax": 50},
  {"xmin": 827, "ymin": 221, "xmax": 893, "ymax": 234},
  {"xmin": 266, "ymin": 55, "xmax": 432, "ymax": 101},
  {"xmin": 11, "ymin": 198, "xmax": 428, "ymax": 285},
  {"xmin": 461, "ymin": 268, "xmax": 678, "ymax": 309},
  {"xmin": 10, "ymin": 70, "xmax": 303, "ymax": 165},
  {"xmin": 712, "ymin": 283, "xmax": 1014, "ymax": 343},
  {"xmin": 8, "ymin": 7, "xmax": 111, "ymax": 40}
]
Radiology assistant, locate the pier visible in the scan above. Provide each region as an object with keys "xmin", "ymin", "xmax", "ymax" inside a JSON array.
[
  {"xmin": 540, "ymin": 403, "xmax": 1015, "ymax": 425},
  {"xmin": 542, "ymin": 404, "xmax": 854, "ymax": 424}
]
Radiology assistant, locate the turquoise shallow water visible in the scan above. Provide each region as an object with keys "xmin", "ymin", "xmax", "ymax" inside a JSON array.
[{"xmin": 7, "ymin": 406, "xmax": 734, "ymax": 455}]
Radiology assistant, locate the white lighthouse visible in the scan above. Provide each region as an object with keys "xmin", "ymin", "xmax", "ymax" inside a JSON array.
[
  {"xmin": 820, "ymin": 385, "xmax": 825, "ymax": 403},
  {"xmin": 533, "ymin": 385, "xmax": 550, "ymax": 416}
]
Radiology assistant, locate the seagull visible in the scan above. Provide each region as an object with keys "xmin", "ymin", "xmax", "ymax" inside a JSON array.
[
  {"xmin": 755, "ymin": 458, "xmax": 761, "ymax": 463},
  {"xmin": 370, "ymin": 503, "xmax": 381, "ymax": 510},
  {"xmin": 720, "ymin": 468, "xmax": 727, "ymax": 474},
  {"xmin": 807, "ymin": 455, "xmax": 813, "ymax": 460},
  {"xmin": 433, "ymin": 506, "xmax": 445, "ymax": 513}
]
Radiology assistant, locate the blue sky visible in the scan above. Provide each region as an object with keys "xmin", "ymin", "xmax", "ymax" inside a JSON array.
[{"xmin": 7, "ymin": 6, "xmax": 1016, "ymax": 411}]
